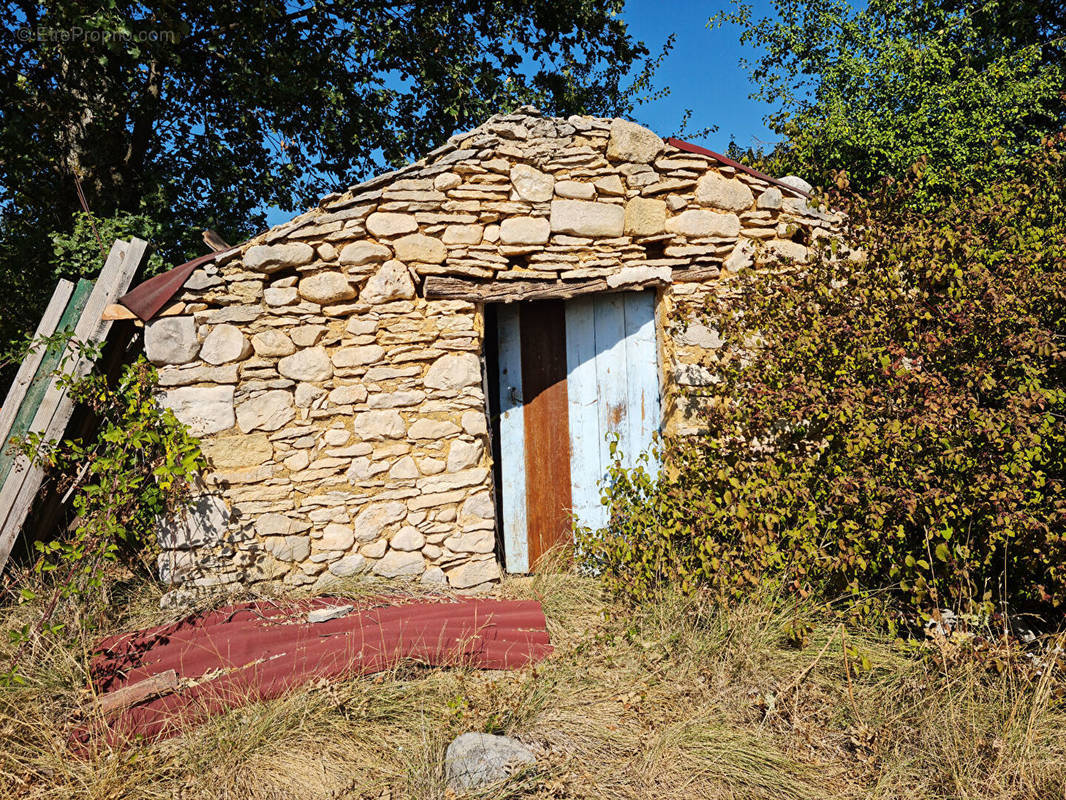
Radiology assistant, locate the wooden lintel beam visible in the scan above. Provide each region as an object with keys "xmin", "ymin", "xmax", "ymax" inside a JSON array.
[{"xmin": 423, "ymin": 274, "xmax": 677, "ymax": 304}]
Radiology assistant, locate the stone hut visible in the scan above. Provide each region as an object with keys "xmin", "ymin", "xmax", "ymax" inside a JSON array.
[{"xmin": 132, "ymin": 107, "xmax": 838, "ymax": 603}]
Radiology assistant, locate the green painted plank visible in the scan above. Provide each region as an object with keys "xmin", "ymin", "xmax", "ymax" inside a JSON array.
[{"xmin": 0, "ymin": 278, "xmax": 94, "ymax": 488}]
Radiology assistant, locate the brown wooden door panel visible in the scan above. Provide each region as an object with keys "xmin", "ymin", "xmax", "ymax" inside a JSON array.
[{"xmin": 519, "ymin": 300, "xmax": 572, "ymax": 568}]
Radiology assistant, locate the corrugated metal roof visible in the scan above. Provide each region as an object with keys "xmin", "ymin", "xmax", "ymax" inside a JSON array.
[{"xmin": 75, "ymin": 596, "xmax": 552, "ymax": 747}]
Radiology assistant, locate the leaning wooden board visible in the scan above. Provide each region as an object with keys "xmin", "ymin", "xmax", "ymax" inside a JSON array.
[{"xmin": 0, "ymin": 239, "xmax": 147, "ymax": 572}]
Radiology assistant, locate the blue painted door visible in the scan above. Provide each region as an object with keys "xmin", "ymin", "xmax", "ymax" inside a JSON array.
[{"xmin": 496, "ymin": 291, "xmax": 661, "ymax": 572}]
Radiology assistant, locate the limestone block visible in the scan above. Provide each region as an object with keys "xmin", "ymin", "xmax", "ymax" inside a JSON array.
[
  {"xmin": 460, "ymin": 492, "xmax": 494, "ymax": 520},
  {"xmin": 623, "ymin": 197, "xmax": 667, "ymax": 237},
  {"xmin": 157, "ymin": 493, "xmax": 230, "ymax": 550},
  {"xmin": 145, "ymin": 317, "xmax": 199, "ymax": 365},
  {"xmin": 724, "ymin": 238, "xmax": 755, "ymax": 271},
  {"xmin": 446, "ymin": 439, "xmax": 483, "ymax": 472},
  {"xmin": 346, "ymin": 317, "xmax": 377, "ymax": 336},
  {"xmin": 157, "ymin": 364, "xmax": 238, "ymax": 387},
  {"xmin": 393, "ymin": 233, "xmax": 446, "ymax": 264},
  {"xmin": 442, "ymin": 225, "xmax": 484, "ymax": 245},
  {"xmin": 423, "ymin": 352, "xmax": 481, "ymax": 391},
  {"xmin": 298, "ymin": 272, "xmax": 356, "ymax": 304},
  {"xmin": 594, "ymin": 175, "xmax": 626, "ymax": 196},
  {"xmin": 329, "ymin": 554, "xmax": 367, "ymax": 577},
  {"xmin": 235, "ymin": 389, "xmax": 296, "ymax": 433},
  {"xmin": 332, "ymin": 344, "xmax": 384, "ymax": 368},
  {"xmin": 446, "ymin": 557, "xmax": 502, "ymax": 588},
  {"xmin": 509, "ymin": 163, "xmax": 554, "ymax": 202},
  {"xmin": 339, "ymin": 241, "xmax": 392, "ymax": 267},
  {"xmin": 201, "ymin": 433, "xmax": 272, "ymax": 470},
  {"xmin": 764, "ymin": 239, "xmax": 809, "ymax": 263},
  {"xmin": 555, "ymin": 180, "xmax": 595, "ymax": 199},
  {"xmin": 695, "ymin": 172, "xmax": 755, "ymax": 212},
  {"xmin": 251, "ymin": 329, "xmax": 296, "ymax": 357},
  {"xmin": 388, "ymin": 455, "xmax": 419, "ymax": 479},
  {"xmin": 244, "ymin": 242, "xmax": 314, "ymax": 272},
  {"xmin": 264, "ymin": 287, "xmax": 298, "ymax": 306},
  {"xmin": 461, "ymin": 410, "xmax": 488, "ymax": 435},
  {"xmin": 278, "ymin": 346, "xmax": 333, "ymax": 382},
  {"xmin": 368, "ymin": 390, "xmax": 425, "ymax": 409},
  {"xmin": 291, "ymin": 325, "xmax": 326, "ymax": 347},
  {"xmin": 434, "ymin": 172, "xmax": 462, "ymax": 191},
  {"xmin": 779, "ymin": 175, "xmax": 813, "ymax": 193},
  {"xmin": 606, "ymin": 265, "xmax": 671, "ymax": 289},
  {"xmin": 295, "ymin": 383, "xmax": 326, "ymax": 407},
  {"xmin": 200, "ymin": 324, "xmax": 252, "ymax": 365},
  {"xmin": 606, "ymin": 119, "xmax": 663, "ymax": 163},
  {"xmin": 550, "ymin": 200, "xmax": 624, "ymax": 237},
  {"xmin": 360, "ymin": 539, "xmax": 387, "ymax": 558},
  {"xmin": 408, "ymin": 418, "xmax": 462, "ymax": 439},
  {"xmin": 666, "ymin": 209, "xmax": 741, "ymax": 238},
  {"xmin": 161, "ymin": 386, "xmax": 235, "ymax": 436},
  {"xmin": 352, "ymin": 409, "xmax": 405, "ymax": 441},
  {"xmin": 421, "ymin": 566, "xmax": 447, "ymax": 585},
  {"xmin": 366, "ymin": 212, "xmax": 418, "ymax": 237},
  {"xmin": 360, "ymin": 260, "xmax": 415, "ymax": 304},
  {"xmin": 677, "ymin": 323, "xmax": 723, "ymax": 349},
  {"xmin": 756, "ymin": 187, "xmax": 783, "ymax": 210},
  {"xmin": 390, "ymin": 526, "xmax": 425, "ymax": 551},
  {"xmin": 323, "ymin": 428, "xmax": 350, "ymax": 446},
  {"xmin": 419, "ymin": 467, "xmax": 488, "ymax": 491},
  {"xmin": 319, "ymin": 523, "xmax": 355, "ymax": 550},
  {"xmin": 329, "ymin": 384, "xmax": 369, "ymax": 405},
  {"xmin": 285, "ymin": 451, "xmax": 310, "ymax": 471},
  {"xmin": 443, "ymin": 530, "xmax": 494, "ymax": 554},
  {"xmin": 419, "ymin": 457, "xmax": 446, "ymax": 475},
  {"xmin": 373, "ymin": 549, "xmax": 426, "ymax": 577},
  {"xmin": 499, "ymin": 217, "xmax": 550, "ymax": 245},
  {"xmin": 352, "ymin": 500, "xmax": 407, "ymax": 541},
  {"xmin": 255, "ymin": 512, "xmax": 312, "ymax": 536},
  {"xmin": 264, "ymin": 535, "xmax": 311, "ymax": 562}
]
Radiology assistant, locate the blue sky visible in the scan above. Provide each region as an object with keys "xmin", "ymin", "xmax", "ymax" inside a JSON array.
[
  {"xmin": 264, "ymin": 1, "xmax": 781, "ymax": 227},
  {"xmin": 621, "ymin": 0, "xmax": 780, "ymax": 153}
]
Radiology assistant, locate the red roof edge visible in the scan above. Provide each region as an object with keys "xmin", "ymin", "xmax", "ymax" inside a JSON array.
[
  {"xmin": 664, "ymin": 137, "xmax": 810, "ymax": 198},
  {"xmin": 118, "ymin": 247, "xmax": 239, "ymax": 321}
]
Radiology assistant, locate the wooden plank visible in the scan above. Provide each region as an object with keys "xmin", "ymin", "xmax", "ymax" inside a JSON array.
[
  {"xmin": 0, "ymin": 280, "xmax": 75, "ymax": 456},
  {"xmin": 93, "ymin": 669, "xmax": 178, "ymax": 717},
  {"xmin": 496, "ymin": 305, "xmax": 528, "ymax": 573},
  {"xmin": 0, "ymin": 279, "xmax": 93, "ymax": 492},
  {"xmin": 102, "ymin": 300, "xmax": 185, "ymax": 321},
  {"xmin": 593, "ymin": 294, "xmax": 630, "ymax": 500},
  {"xmin": 564, "ymin": 296, "xmax": 604, "ymax": 532},
  {"xmin": 424, "ymin": 273, "xmax": 671, "ymax": 303},
  {"xmin": 520, "ymin": 301, "xmax": 572, "ymax": 569},
  {"xmin": 622, "ymin": 291, "xmax": 662, "ymax": 473},
  {"xmin": 0, "ymin": 238, "xmax": 147, "ymax": 572}
]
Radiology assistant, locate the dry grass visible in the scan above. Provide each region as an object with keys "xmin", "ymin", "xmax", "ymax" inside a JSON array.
[{"xmin": 0, "ymin": 567, "xmax": 1063, "ymax": 800}]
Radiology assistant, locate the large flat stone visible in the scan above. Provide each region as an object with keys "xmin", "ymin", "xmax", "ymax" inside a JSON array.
[
  {"xmin": 244, "ymin": 242, "xmax": 314, "ymax": 272},
  {"xmin": 199, "ymin": 324, "xmax": 252, "ymax": 365},
  {"xmin": 393, "ymin": 233, "xmax": 446, "ymax": 264},
  {"xmin": 423, "ymin": 353, "xmax": 481, "ymax": 391},
  {"xmin": 509, "ymin": 163, "xmax": 554, "ymax": 202},
  {"xmin": 161, "ymin": 386, "xmax": 235, "ymax": 436},
  {"xmin": 236, "ymin": 389, "xmax": 296, "ymax": 433},
  {"xmin": 606, "ymin": 119, "xmax": 663, "ymax": 163},
  {"xmin": 365, "ymin": 212, "xmax": 418, "ymax": 237},
  {"xmin": 499, "ymin": 217, "xmax": 550, "ymax": 245},
  {"xmin": 278, "ymin": 346, "xmax": 333, "ymax": 381},
  {"xmin": 373, "ymin": 549, "xmax": 425, "ymax": 577},
  {"xmin": 145, "ymin": 317, "xmax": 199, "ymax": 365},
  {"xmin": 360, "ymin": 260, "xmax": 415, "ymax": 304},
  {"xmin": 157, "ymin": 493, "xmax": 230, "ymax": 550},
  {"xmin": 298, "ymin": 272, "xmax": 356, "ymax": 304},
  {"xmin": 550, "ymin": 200, "xmax": 624, "ymax": 237},
  {"xmin": 695, "ymin": 172, "xmax": 755, "ymax": 211},
  {"xmin": 352, "ymin": 500, "xmax": 407, "ymax": 542}
]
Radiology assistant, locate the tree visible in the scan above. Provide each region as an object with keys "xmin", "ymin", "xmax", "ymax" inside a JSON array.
[
  {"xmin": 719, "ymin": 0, "xmax": 1065, "ymax": 195},
  {"xmin": 0, "ymin": 1, "xmax": 653, "ymax": 363}
]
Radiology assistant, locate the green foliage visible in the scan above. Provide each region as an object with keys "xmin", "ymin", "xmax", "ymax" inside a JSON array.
[
  {"xmin": 579, "ymin": 141, "xmax": 1066, "ymax": 619},
  {"xmin": 718, "ymin": 0, "xmax": 1066, "ymax": 196},
  {"xmin": 1, "ymin": 350, "xmax": 205, "ymax": 684},
  {"xmin": 49, "ymin": 211, "xmax": 164, "ymax": 280},
  {"xmin": 1, "ymin": 1, "xmax": 657, "ymax": 364}
]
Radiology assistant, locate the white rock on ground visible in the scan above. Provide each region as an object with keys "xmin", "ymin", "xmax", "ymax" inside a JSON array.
[{"xmin": 444, "ymin": 732, "xmax": 536, "ymax": 791}]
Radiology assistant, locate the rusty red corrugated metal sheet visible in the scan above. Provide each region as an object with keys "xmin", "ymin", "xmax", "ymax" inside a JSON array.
[
  {"xmin": 118, "ymin": 248, "xmax": 238, "ymax": 321},
  {"xmin": 74, "ymin": 596, "xmax": 552, "ymax": 748},
  {"xmin": 665, "ymin": 137, "xmax": 811, "ymax": 198}
]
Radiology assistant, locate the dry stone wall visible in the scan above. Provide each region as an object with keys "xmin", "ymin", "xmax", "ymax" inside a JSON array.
[{"xmin": 148, "ymin": 107, "xmax": 841, "ymax": 604}]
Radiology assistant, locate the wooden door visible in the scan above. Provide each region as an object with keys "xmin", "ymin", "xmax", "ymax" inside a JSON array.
[{"xmin": 496, "ymin": 291, "xmax": 660, "ymax": 573}]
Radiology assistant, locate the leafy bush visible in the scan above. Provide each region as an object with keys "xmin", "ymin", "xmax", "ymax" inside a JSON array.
[
  {"xmin": 579, "ymin": 139, "xmax": 1066, "ymax": 619},
  {"xmin": 2, "ymin": 348, "xmax": 204, "ymax": 683},
  {"xmin": 49, "ymin": 211, "xmax": 165, "ymax": 280}
]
